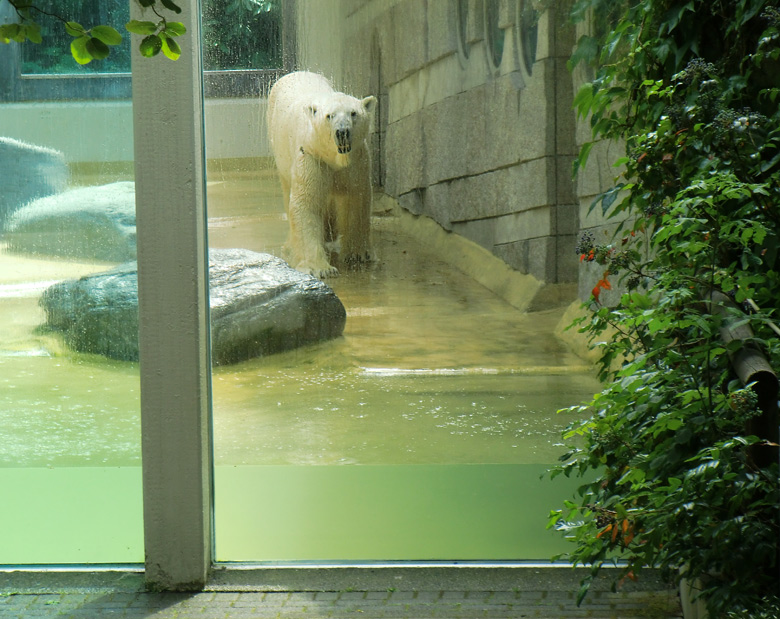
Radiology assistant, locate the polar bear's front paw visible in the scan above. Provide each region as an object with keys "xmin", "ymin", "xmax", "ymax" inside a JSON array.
[{"xmin": 298, "ymin": 261, "xmax": 339, "ymax": 279}]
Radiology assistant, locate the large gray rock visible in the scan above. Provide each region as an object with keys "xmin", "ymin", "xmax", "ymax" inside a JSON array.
[
  {"xmin": 0, "ymin": 137, "xmax": 68, "ymax": 231},
  {"xmin": 5, "ymin": 182, "xmax": 136, "ymax": 262},
  {"xmin": 39, "ymin": 249, "xmax": 347, "ymax": 365}
]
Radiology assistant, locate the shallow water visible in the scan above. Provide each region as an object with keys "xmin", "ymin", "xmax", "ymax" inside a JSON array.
[
  {"xmin": 207, "ymin": 175, "xmax": 597, "ymax": 467},
  {"xmin": 0, "ymin": 172, "xmax": 599, "ymax": 563}
]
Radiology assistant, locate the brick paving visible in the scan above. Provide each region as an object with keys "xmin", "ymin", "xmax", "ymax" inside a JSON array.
[
  {"xmin": 0, "ymin": 589, "xmax": 683, "ymax": 618},
  {"xmin": 0, "ymin": 568, "xmax": 683, "ymax": 618}
]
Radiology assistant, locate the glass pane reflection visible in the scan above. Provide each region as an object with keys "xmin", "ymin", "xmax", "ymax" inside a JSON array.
[
  {"xmin": 208, "ymin": 0, "xmax": 598, "ymax": 562},
  {"xmin": 0, "ymin": 77, "xmax": 141, "ymax": 562}
]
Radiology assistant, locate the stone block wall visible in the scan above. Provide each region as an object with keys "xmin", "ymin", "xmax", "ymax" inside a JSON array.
[{"xmin": 296, "ymin": 0, "xmax": 582, "ymax": 286}]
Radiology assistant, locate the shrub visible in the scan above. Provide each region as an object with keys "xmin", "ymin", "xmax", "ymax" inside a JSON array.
[{"xmin": 549, "ymin": 0, "xmax": 780, "ymax": 615}]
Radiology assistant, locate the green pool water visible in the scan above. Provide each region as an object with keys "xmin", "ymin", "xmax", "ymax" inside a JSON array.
[
  {"xmin": 0, "ymin": 463, "xmax": 584, "ymax": 564},
  {"xmin": 215, "ymin": 463, "xmax": 584, "ymax": 562}
]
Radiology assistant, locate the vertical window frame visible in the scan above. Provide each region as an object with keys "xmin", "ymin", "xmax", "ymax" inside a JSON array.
[{"xmin": 131, "ymin": 0, "xmax": 214, "ymax": 591}]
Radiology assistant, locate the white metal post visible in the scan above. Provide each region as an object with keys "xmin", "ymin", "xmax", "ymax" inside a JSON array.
[{"xmin": 131, "ymin": 0, "xmax": 213, "ymax": 590}]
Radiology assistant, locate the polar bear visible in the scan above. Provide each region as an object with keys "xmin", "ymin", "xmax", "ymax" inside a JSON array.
[{"xmin": 267, "ymin": 71, "xmax": 377, "ymax": 278}]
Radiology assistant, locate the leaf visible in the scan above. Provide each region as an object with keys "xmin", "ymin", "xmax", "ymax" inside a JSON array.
[
  {"xmin": 568, "ymin": 35, "xmax": 598, "ymax": 71},
  {"xmin": 160, "ymin": 0, "xmax": 183, "ymax": 13},
  {"xmin": 760, "ymin": 148, "xmax": 780, "ymax": 174},
  {"xmin": 91, "ymin": 25, "xmax": 123, "ymax": 46},
  {"xmin": 139, "ymin": 34, "xmax": 163, "ymax": 58},
  {"xmin": 597, "ymin": 184, "xmax": 625, "ymax": 216},
  {"xmin": 163, "ymin": 22, "xmax": 187, "ymax": 37},
  {"xmin": 24, "ymin": 23, "xmax": 42, "ymax": 44},
  {"xmin": 126, "ymin": 20, "xmax": 159, "ymax": 35},
  {"xmin": 573, "ymin": 83, "xmax": 594, "ymax": 119},
  {"xmin": 70, "ymin": 35, "xmax": 93, "ymax": 64},
  {"xmin": 160, "ymin": 34, "xmax": 181, "ymax": 60},
  {"xmin": 576, "ymin": 577, "xmax": 592, "ymax": 607},
  {"xmin": 138, "ymin": 0, "xmax": 156, "ymax": 7},
  {"xmin": 0, "ymin": 23, "xmax": 20, "ymax": 44},
  {"xmin": 574, "ymin": 141, "xmax": 594, "ymax": 177},
  {"xmin": 65, "ymin": 22, "xmax": 86, "ymax": 37},
  {"xmin": 86, "ymin": 37, "xmax": 110, "ymax": 60}
]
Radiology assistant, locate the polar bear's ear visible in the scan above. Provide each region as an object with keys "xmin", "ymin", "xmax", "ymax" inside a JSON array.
[{"xmin": 361, "ymin": 96, "xmax": 377, "ymax": 114}]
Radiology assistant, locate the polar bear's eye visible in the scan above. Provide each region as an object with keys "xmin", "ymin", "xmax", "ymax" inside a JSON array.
[
  {"xmin": 325, "ymin": 113, "xmax": 332, "ymax": 120},
  {"xmin": 351, "ymin": 111, "xmax": 357, "ymax": 117}
]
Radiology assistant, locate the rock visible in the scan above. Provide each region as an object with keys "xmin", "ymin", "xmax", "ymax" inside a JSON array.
[
  {"xmin": 41, "ymin": 261, "xmax": 140, "ymax": 362},
  {"xmin": 5, "ymin": 182, "xmax": 136, "ymax": 262},
  {"xmin": 39, "ymin": 249, "xmax": 347, "ymax": 365},
  {"xmin": 0, "ymin": 137, "xmax": 68, "ymax": 231},
  {"xmin": 209, "ymin": 249, "xmax": 347, "ymax": 364}
]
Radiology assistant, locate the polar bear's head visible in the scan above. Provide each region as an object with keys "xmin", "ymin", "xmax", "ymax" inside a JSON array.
[{"xmin": 308, "ymin": 93, "xmax": 377, "ymax": 156}]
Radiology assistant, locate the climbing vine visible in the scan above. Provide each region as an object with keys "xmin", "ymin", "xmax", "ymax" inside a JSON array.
[{"xmin": 549, "ymin": 0, "xmax": 780, "ymax": 615}]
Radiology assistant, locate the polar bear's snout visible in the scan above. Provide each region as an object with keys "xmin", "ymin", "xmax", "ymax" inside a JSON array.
[{"xmin": 335, "ymin": 127, "xmax": 352, "ymax": 154}]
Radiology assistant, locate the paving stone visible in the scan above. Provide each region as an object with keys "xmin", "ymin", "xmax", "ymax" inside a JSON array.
[
  {"xmin": 387, "ymin": 590, "xmax": 416, "ymax": 601},
  {"xmin": 230, "ymin": 593, "xmax": 266, "ymax": 607},
  {"xmin": 267, "ymin": 593, "xmax": 297, "ymax": 605},
  {"xmin": 285, "ymin": 592, "xmax": 318, "ymax": 604}
]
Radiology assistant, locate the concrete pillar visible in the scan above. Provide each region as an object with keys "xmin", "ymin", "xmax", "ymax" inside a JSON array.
[{"xmin": 131, "ymin": 0, "xmax": 213, "ymax": 590}]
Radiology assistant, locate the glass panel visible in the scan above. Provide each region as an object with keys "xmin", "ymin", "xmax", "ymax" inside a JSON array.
[
  {"xmin": 0, "ymin": 40, "xmax": 141, "ymax": 561},
  {"xmin": 456, "ymin": 0, "xmax": 470, "ymax": 60},
  {"xmin": 518, "ymin": 0, "xmax": 539, "ymax": 75},
  {"xmin": 208, "ymin": 0, "xmax": 598, "ymax": 562},
  {"xmin": 485, "ymin": 0, "xmax": 505, "ymax": 71}
]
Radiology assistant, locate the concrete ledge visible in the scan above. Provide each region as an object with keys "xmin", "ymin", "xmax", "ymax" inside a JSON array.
[
  {"xmin": 207, "ymin": 565, "xmax": 675, "ymax": 594},
  {"xmin": 0, "ymin": 565, "xmax": 675, "ymax": 595},
  {"xmin": 378, "ymin": 193, "xmax": 546, "ymax": 312}
]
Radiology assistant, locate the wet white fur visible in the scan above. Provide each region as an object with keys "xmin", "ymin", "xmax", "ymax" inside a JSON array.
[{"xmin": 267, "ymin": 71, "xmax": 376, "ymax": 278}]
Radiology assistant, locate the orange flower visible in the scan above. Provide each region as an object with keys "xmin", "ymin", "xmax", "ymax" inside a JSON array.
[
  {"xmin": 591, "ymin": 272, "xmax": 612, "ymax": 303},
  {"xmin": 618, "ymin": 570, "xmax": 638, "ymax": 587}
]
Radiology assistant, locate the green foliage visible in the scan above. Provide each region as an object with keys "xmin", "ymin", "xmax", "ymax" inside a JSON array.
[
  {"xmin": 728, "ymin": 597, "xmax": 780, "ymax": 618},
  {"xmin": 202, "ymin": 0, "xmax": 281, "ymax": 70},
  {"xmin": 1, "ymin": 0, "xmax": 186, "ymax": 65},
  {"xmin": 551, "ymin": 0, "xmax": 780, "ymax": 616}
]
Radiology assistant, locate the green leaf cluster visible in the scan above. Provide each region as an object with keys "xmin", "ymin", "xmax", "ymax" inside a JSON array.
[
  {"xmin": 1, "ymin": 0, "xmax": 186, "ymax": 63},
  {"xmin": 67, "ymin": 22, "xmax": 122, "ymax": 65},
  {"xmin": 127, "ymin": 18, "xmax": 186, "ymax": 60},
  {"xmin": 0, "ymin": 20, "xmax": 41, "ymax": 44},
  {"xmin": 553, "ymin": 1, "xmax": 780, "ymax": 616}
]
